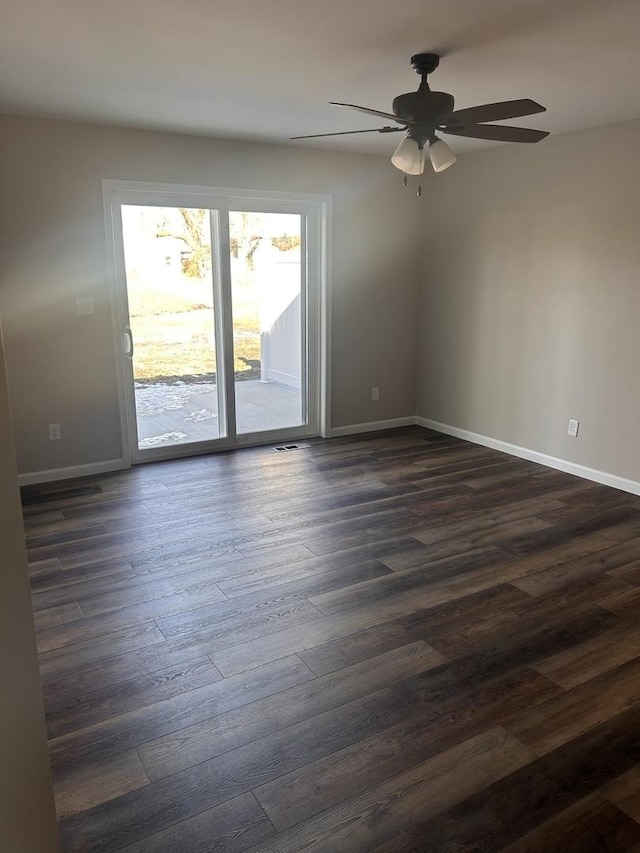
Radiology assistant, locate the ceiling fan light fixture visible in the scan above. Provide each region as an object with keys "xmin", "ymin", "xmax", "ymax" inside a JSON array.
[
  {"xmin": 293, "ymin": 54, "xmax": 548, "ymax": 177},
  {"xmin": 429, "ymin": 137, "xmax": 457, "ymax": 172},
  {"xmin": 391, "ymin": 136, "xmax": 425, "ymax": 175}
]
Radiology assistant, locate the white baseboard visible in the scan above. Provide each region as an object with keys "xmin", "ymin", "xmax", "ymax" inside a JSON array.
[
  {"xmin": 18, "ymin": 458, "xmax": 128, "ymax": 487},
  {"xmin": 416, "ymin": 416, "xmax": 640, "ymax": 497},
  {"xmin": 329, "ymin": 417, "xmax": 417, "ymax": 438},
  {"xmin": 17, "ymin": 420, "xmax": 640, "ymax": 498}
]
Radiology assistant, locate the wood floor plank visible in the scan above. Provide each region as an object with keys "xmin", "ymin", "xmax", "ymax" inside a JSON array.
[
  {"xmin": 395, "ymin": 608, "xmax": 619, "ymax": 708},
  {"xmin": 21, "ymin": 483, "xmax": 103, "ymax": 508},
  {"xmin": 25, "ymin": 522, "xmax": 110, "ymax": 549},
  {"xmin": 253, "ymin": 670, "xmax": 558, "ymax": 831},
  {"xmin": 41, "ymin": 630, "xmax": 233, "ymax": 702},
  {"xmin": 210, "ymin": 547, "xmax": 624, "ymax": 677},
  {"xmin": 457, "ymin": 478, "xmax": 605, "ymax": 514},
  {"xmin": 604, "ymin": 764, "xmax": 640, "ymax": 822},
  {"xmin": 137, "ymin": 641, "xmax": 443, "ymax": 781},
  {"xmin": 375, "ymin": 535, "xmax": 493, "ymax": 572},
  {"xmin": 59, "ymin": 689, "xmax": 408, "ymax": 853},
  {"xmin": 48, "ymin": 654, "xmax": 314, "ymax": 774},
  {"xmin": 542, "ymin": 480, "xmax": 640, "ymax": 509},
  {"xmin": 31, "ymin": 543, "xmax": 303, "ymax": 603},
  {"xmin": 243, "ymin": 728, "xmax": 534, "ymax": 853},
  {"xmin": 53, "ymin": 749, "xmax": 150, "ymax": 820},
  {"xmin": 298, "ymin": 583, "xmax": 529, "ymax": 676},
  {"xmin": 46, "ymin": 655, "xmax": 223, "ymax": 740},
  {"xmin": 382, "ymin": 533, "xmax": 628, "ymax": 622},
  {"xmin": 28, "ymin": 555, "xmax": 63, "ymax": 574},
  {"xmin": 155, "ymin": 596, "xmax": 322, "ymax": 643},
  {"xmin": 114, "ymin": 792, "xmax": 275, "ymax": 853},
  {"xmin": 369, "ymin": 831, "xmax": 415, "ymax": 853},
  {"xmin": 609, "ymin": 559, "xmax": 640, "ymax": 585},
  {"xmin": 272, "ymin": 509, "xmax": 427, "ymax": 558},
  {"xmin": 34, "ymin": 601, "xmax": 84, "ymax": 632},
  {"xmin": 511, "ymin": 536, "xmax": 640, "ymax": 596},
  {"xmin": 215, "ymin": 552, "xmax": 392, "ymax": 599},
  {"xmin": 38, "ymin": 621, "xmax": 167, "ymax": 682},
  {"xmin": 37, "ymin": 560, "xmax": 388, "ymax": 691},
  {"xmin": 417, "ymin": 516, "xmax": 556, "ymax": 554},
  {"xmin": 498, "ymin": 506, "xmax": 640, "ymax": 558},
  {"xmin": 50, "ymin": 528, "xmax": 280, "ymax": 572},
  {"xmin": 30, "ymin": 557, "xmax": 138, "ymax": 594},
  {"xmin": 392, "ymin": 703, "xmax": 640, "ymax": 852},
  {"xmin": 508, "ymin": 657, "xmax": 640, "ymax": 755},
  {"xmin": 209, "ymin": 576, "xmax": 502, "ymax": 677},
  {"xmin": 309, "ymin": 546, "xmax": 511, "ymax": 615},
  {"xmin": 23, "ymin": 510, "xmax": 67, "ymax": 527},
  {"xmin": 431, "ymin": 573, "xmax": 631, "ymax": 658},
  {"xmin": 63, "ymin": 502, "xmax": 154, "ymax": 527},
  {"xmin": 22, "ymin": 428, "xmax": 640, "ymax": 853},
  {"xmin": 257, "ymin": 482, "xmax": 422, "ymax": 523},
  {"xmin": 376, "ymin": 457, "xmax": 527, "ymax": 488},
  {"xmin": 499, "ymin": 795, "xmax": 640, "ymax": 853},
  {"xmin": 601, "ymin": 585, "xmax": 640, "ymax": 619},
  {"xmin": 412, "ymin": 498, "xmax": 564, "ymax": 545},
  {"xmin": 534, "ymin": 620, "xmax": 640, "ymax": 690},
  {"xmin": 64, "ymin": 570, "xmax": 227, "ymax": 619}
]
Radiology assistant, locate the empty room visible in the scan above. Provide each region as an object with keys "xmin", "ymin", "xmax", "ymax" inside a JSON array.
[{"xmin": 2, "ymin": 1, "xmax": 640, "ymax": 851}]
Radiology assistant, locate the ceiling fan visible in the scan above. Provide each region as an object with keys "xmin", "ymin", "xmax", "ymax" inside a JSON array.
[{"xmin": 291, "ymin": 53, "xmax": 549, "ymax": 187}]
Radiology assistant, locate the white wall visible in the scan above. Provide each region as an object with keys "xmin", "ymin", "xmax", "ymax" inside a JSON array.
[
  {"xmin": 7, "ymin": 112, "xmax": 637, "ymax": 487},
  {"xmin": 417, "ymin": 118, "xmax": 640, "ymax": 485},
  {"xmin": 0, "ymin": 320, "xmax": 60, "ymax": 852},
  {"xmin": 0, "ymin": 116, "xmax": 423, "ymax": 476}
]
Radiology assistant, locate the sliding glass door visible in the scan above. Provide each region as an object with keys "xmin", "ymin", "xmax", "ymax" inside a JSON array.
[
  {"xmin": 120, "ymin": 205, "xmax": 222, "ymax": 450},
  {"xmin": 104, "ymin": 183, "xmax": 327, "ymax": 463},
  {"xmin": 229, "ymin": 211, "xmax": 305, "ymax": 434}
]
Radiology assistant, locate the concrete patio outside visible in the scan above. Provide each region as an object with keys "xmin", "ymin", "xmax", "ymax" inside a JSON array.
[{"xmin": 135, "ymin": 378, "xmax": 302, "ymax": 449}]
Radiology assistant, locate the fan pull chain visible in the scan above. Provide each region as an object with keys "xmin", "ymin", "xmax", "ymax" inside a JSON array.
[{"xmin": 401, "ymin": 174, "xmax": 423, "ymax": 197}]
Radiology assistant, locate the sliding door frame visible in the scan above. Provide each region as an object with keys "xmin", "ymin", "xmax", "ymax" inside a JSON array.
[{"xmin": 102, "ymin": 179, "xmax": 332, "ymax": 467}]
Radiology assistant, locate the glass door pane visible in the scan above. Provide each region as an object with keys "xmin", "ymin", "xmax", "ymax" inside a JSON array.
[
  {"xmin": 228, "ymin": 211, "xmax": 305, "ymax": 435},
  {"xmin": 120, "ymin": 205, "xmax": 222, "ymax": 450}
]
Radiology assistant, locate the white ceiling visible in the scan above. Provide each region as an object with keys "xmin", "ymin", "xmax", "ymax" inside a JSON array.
[{"xmin": 1, "ymin": 0, "xmax": 639, "ymax": 156}]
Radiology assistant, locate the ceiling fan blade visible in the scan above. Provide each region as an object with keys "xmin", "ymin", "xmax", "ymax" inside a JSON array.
[
  {"xmin": 330, "ymin": 102, "xmax": 414, "ymax": 125},
  {"xmin": 442, "ymin": 123, "xmax": 549, "ymax": 143},
  {"xmin": 290, "ymin": 126, "xmax": 405, "ymax": 140},
  {"xmin": 442, "ymin": 99, "xmax": 546, "ymax": 126}
]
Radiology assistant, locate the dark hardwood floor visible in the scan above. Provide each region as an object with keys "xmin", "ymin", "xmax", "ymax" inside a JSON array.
[{"xmin": 22, "ymin": 426, "xmax": 640, "ymax": 852}]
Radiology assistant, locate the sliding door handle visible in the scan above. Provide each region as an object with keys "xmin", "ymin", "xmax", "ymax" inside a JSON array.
[{"xmin": 123, "ymin": 327, "xmax": 134, "ymax": 358}]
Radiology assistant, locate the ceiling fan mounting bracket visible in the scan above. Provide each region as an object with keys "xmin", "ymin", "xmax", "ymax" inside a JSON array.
[{"xmin": 410, "ymin": 53, "xmax": 440, "ymax": 77}]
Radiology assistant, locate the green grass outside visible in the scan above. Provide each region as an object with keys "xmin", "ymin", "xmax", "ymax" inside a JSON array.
[{"xmin": 128, "ymin": 271, "xmax": 261, "ymax": 381}]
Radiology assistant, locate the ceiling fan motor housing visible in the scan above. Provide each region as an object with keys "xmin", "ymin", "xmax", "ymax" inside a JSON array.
[{"xmin": 392, "ymin": 91, "xmax": 455, "ymax": 127}]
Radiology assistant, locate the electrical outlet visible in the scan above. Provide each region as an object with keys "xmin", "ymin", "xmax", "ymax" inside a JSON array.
[
  {"xmin": 48, "ymin": 423, "xmax": 61, "ymax": 441},
  {"xmin": 371, "ymin": 386, "xmax": 380, "ymax": 401},
  {"xmin": 568, "ymin": 419, "xmax": 580, "ymax": 438},
  {"xmin": 76, "ymin": 296, "xmax": 95, "ymax": 315}
]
